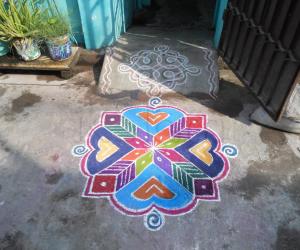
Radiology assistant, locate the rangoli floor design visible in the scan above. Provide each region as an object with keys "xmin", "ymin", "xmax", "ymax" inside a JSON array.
[
  {"xmin": 73, "ymin": 98, "xmax": 237, "ymax": 231},
  {"xmin": 118, "ymin": 45, "xmax": 202, "ymax": 97}
]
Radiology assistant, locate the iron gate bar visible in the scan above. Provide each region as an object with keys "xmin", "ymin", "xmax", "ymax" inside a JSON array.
[
  {"xmin": 253, "ymin": 0, "xmax": 268, "ymax": 25},
  {"xmin": 237, "ymin": 27, "xmax": 258, "ymax": 76},
  {"xmin": 245, "ymin": 1, "xmax": 256, "ymax": 18},
  {"xmin": 236, "ymin": 0, "xmax": 246, "ymax": 12},
  {"xmin": 259, "ymin": 51, "xmax": 287, "ymax": 102},
  {"xmin": 231, "ymin": 20, "xmax": 249, "ymax": 68},
  {"xmin": 270, "ymin": 0, "xmax": 293, "ymax": 41},
  {"xmin": 252, "ymin": 42, "xmax": 276, "ymax": 93},
  {"xmin": 262, "ymin": 0, "xmax": 278, "ymax": 33},
  {"xmin": 244, "ymin": 34, "xmax": 267, "ymax": 84},
  {"xmin": 219, "ymin": 4, "xmax": 235, "ymax": 57},
  {"xmin": 225, "ymin": 14, "xmax": 242, "ymax": 63},
  {"xmin": 282, "ymin": 1, "xmax": 300, "ymax": 50},
  {"xmin": 292, "ymin": 26, "xmax": 300, "ymax": 59}
]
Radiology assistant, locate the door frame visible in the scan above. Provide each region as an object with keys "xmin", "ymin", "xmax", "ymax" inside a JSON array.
[{"xmin": 213, "ymin": 0, "xmax": 228, "ymax": 48}]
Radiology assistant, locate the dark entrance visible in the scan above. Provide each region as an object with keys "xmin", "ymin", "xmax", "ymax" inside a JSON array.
[
  {"xmin": 219, "ymin": 0, "xmax": 300, "ymax": 120},
  {"xmin": 133, "ymin": 0, "xmax": 216, "ymax": 31}
]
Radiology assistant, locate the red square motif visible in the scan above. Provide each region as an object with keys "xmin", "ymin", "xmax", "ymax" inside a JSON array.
[
  {"xmin": 186, "ymin": 116, "xmax": 204, "ymax": 129},
  {"xmin": 91, "ymin": 175, "xmax": 116, "ymax": 193}
]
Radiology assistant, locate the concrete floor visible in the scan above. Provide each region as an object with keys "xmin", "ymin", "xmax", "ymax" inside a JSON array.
[{"xmin": 0, "ymin": 49, "xmax": 300, "ymax": 250}]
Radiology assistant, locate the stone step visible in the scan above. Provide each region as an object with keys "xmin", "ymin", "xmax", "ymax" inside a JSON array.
[{"xmin": 98, "ymin": 27, "xmax": 219, "ymax": 99}]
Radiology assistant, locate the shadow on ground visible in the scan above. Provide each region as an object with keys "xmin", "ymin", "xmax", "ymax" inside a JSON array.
[{"xmin": 189, "ymin": 79, "xmax": 259, "ymax": 125}]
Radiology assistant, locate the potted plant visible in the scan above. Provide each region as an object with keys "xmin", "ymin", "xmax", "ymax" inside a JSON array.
[
  {"xmin": 0, "ymin": 0, "xmax": 44, "ymax": 61},
  {"xmin": 41, "ymin": 3, "xmax": 72, "ymax": 61}
]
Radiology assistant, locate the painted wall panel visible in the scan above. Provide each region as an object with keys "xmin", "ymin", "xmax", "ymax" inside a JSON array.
[
  {"xmin": 77, "ymin": 0, "xmax": 138, "ymax": 49},
  {"xmin": 39, "ymin": 0, "xmax": 154, "ymax": 49},
  {"xmin": 40, "ymin": 0, "xmax": 84, "ymax": 44}
]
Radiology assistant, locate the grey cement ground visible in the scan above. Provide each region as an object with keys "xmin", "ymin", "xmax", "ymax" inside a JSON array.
[{"xmin": 0, "ymin": 50, "xmax": 300, "ymax": 250}]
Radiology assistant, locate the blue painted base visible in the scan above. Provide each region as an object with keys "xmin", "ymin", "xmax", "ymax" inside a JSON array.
[{"xmin": 0, "ymin": 41, "xmax": 9, "ymax": 56}]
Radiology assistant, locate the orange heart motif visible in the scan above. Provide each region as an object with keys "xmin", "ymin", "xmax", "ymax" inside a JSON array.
[
  {"xmin": 133, "ymin": 178, "xmax": 175, "ymax": 200},
  {"xmin": 139, "ymin": 112, "xmax": 169, "ymax": 125}
]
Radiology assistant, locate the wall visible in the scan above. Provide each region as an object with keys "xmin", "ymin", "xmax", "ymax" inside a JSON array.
[
  {"xmin": 41, "ymin": 0, "xmax": 150, "ymax": 49},
  {"xmin": 52, "ymin": 0, "xmax": 84, "ymax": 44}
]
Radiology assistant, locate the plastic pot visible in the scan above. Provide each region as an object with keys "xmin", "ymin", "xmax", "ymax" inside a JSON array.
[
  {"xmin": 13, "ymin": 38, "xmax": 41, "ymax": 61},
  {"xmin": 46, "ymin": 35, "xmax": 72, "ymax": 61}
]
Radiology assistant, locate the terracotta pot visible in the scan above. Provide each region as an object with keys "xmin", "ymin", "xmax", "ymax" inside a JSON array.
[{"xmin": 46, "ymin": 35, "xmax": 72, "ymax": 61}]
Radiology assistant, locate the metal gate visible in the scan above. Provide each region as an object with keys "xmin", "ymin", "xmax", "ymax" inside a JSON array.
[{"xmin": 219, "ymin": 0, "xmax": 300, "ymax": 120}]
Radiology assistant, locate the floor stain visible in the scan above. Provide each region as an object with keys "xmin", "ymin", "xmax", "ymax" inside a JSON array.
[
  {"xmin": 222, "ymin": 243, "xmax": 231, "ymax": 250},
  {"xmin": 0, "ymin": 139, "xmax": 10, "ymax": 153},
  {"xmin": 286, "ymin": 174, "xmax": 300, "ymax": 213},
  {"xmin": 0, "ymin": 86, "xmax": 6, "ymax": 97},
  {"xmin": 260, "ymin": 127, "xmax": 287, "ymax": 147},
  {"xmin": 225, "ymin": 164, "xmax": 272, "ymax": 200},
  {"xmin": 0, "ymin": 231, "xmax": 25, "ymax": 250},
  {"xmin": 276, "ymin": 225, "xmax": 300, "ymax": 250},
  {"xmin": 50, "ymin": 188, "xmax": 78, "ymax": 203},
  {"xmin": 27, "ymin": 213, "xmax": 39, "ymax": 225},
  {"xmin": 44, "ymin": 194, "xmax": 97, "ymax": 242},
  {"xmin": 11, "ymin": 92, "xmax": 42, "ymax": 114},
  {"xmin": 50, "ymin": 154, "xmax": 60, "ymax": 163},
  {"xmin": 0, "ymin": 75, "xmax": 9, "ymax": 80},
  {"xmin": 83, "ymin": 85, "xmax": 102, "ymax": 105},
  {"xmin": 36, "ymin": 74, "xmax": 64, "ymax": 82},
  {"xmin": 45, "ymin": 171, "xmax": 64, "ymax": 185},
  {"xmin": 226, "ymin": 144, "xmax": 300, "ymax": 201}
]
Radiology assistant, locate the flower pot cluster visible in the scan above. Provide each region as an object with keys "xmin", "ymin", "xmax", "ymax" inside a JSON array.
[{"xmin": 0, "ymin": 0, "xmax": 72, "ymax": 61}]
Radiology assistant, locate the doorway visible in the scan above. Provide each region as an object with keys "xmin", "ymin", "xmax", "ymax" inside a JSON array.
[{"xmin": 133, "ymin": 0, "xmax": 217, "ymax": 35}]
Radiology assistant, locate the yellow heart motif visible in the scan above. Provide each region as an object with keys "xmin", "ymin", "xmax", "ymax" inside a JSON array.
[
  {"xmin": 189, "ymin": 139, "xmax": 213, "ymax": 166},
  {"xmin": 96, "ymin": 137, "xmax": 119, "ymax": 162}
]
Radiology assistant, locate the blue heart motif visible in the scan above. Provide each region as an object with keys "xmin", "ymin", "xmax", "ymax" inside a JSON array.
[
  {"xmin": 115, "ymin": 164, "xmax": 193, "ymax": 212},
  {"xmin": 123, "ymin": 107, "xmax": 184, "ymax": 135},
  {"xmin": 86, "ymin": 127, "xmax": 133, "ymax": 175},
  {"xmin": 176, "ymin": 130, "xmax": 225, "ymax": 178}
]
